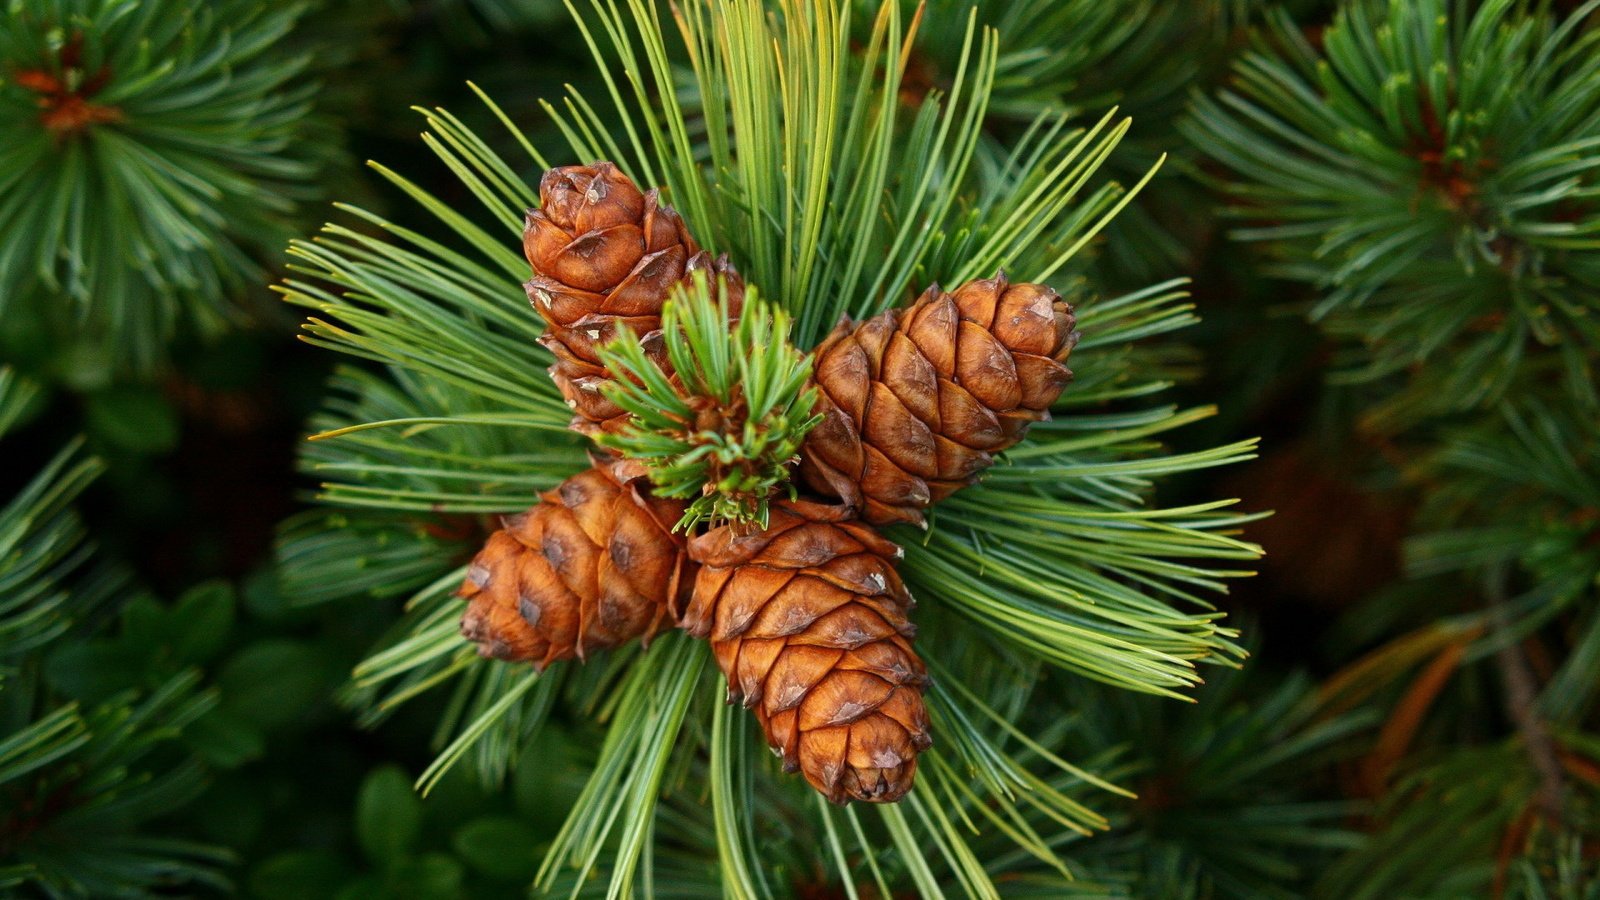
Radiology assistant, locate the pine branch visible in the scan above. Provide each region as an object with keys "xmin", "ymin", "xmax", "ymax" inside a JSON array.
[
  {"xmin": 944, "ymin": 660, "xmax": 1374, "ymax": 898},
  {"xmin": 1481, "ymin": 563, "xmax": 1570, "ymax": 831},
  {"xmin": 0, "ymin": 0, "xmax": 331, "ymax": 375},
  {"xmin": 1185, "ymin": 0, "xmax": 1600, "ymax": 424},
  {"xmin": 0, "ymin": 676, "xmax": 232, "ymax": 897},
  {"xmin": 1405, "ymin": 402, "xmax": 1600, "ymax": 628},
  {"xmin": 1317, "ymin": 734, "xmax": 1600, "ymax": 899},
  {"xmin": 0, "ymin": 368, "xmax": 104, "ymax": 660},
  {"xmin": 277, "ymin": 0, "xmax": 1264, "ymax": 892}
]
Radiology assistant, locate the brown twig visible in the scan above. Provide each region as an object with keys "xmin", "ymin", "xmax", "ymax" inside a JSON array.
[{"xmin": 1487, "ymin": 575, "xmax": 1566, "ymax": 824}]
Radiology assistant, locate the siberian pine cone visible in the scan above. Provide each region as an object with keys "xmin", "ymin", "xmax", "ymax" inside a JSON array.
[
  {"xmin": 458, "ymin": 459, "xmax": 693, "ymax": 669},
  {"xmin": 798, "ymin": 273, "xmax": 1078, "ymax": 526},
  {"xmin": 523, "ymin": 162, "xmax": 742, "ymax": 436},
  {"xmin": 683, "ymin": 500, "xmax": 932, "ymax": 803}
]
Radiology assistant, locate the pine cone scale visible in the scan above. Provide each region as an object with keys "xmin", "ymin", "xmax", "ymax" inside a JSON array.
[
  {"xmin": 864, "ymin": 383, "xmax": 939, "ymax": 476},
  {"xmin": 609, "ymin": 245, "xmax": 691, "ymax": 311},
  {"xmin": 713, "ymin": 571, "xmax": 794, "ymax": 638},
  {"xmin": 526, "ymin": 277, "xmax": 599, "ymax": 323},
  {"xmin": 762, "ymin": 645, "xmax": 839, "ymax": 706},
  {"xmin": 955, "ymin": 321, "xmax": 1023, "ymax": 408},
  {"xmin": 800, "ymin": 603, "xmax": 905, "ymax": 647},
  {"xmin": 860, "ymin": 449, "xmax": 930, "ymax": 504},
  {"xmin": 546, "ymin": 224, "xmax": 648, "ymax": 292},
  {"xmin": 815, "ymin": 362, "xmax": 871, "ymax": 423},
  {"xmin": 801, "ymin": 672, "xmax": 894, "ymax": 728},
  {"xmin": 1014, "ymin": 353, "xmax": 1072, "ymax": 408},
  {"xmin": 883, "ymin": 332, "xmax": 940, "ymax": 422}
]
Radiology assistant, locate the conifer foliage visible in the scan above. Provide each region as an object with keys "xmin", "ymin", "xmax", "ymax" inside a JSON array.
[
  {"xmin": 7, "ymin": 0, "xmax": 1600, "ymax": 896},
  {"xmin": 1188, "ymin": 0, "xmax": 1600, "ymax": 892},
  {"xmin": 1187, "ymin": 0, "xmax": 1600, "ymax": 422},
  {"xmin": 0, "ymin": 369, "xmax": 228, "ymax": 896},
  {"xmin": 598, "ymin": 274, "xmax": 814, "ymax": 532},
  {"xmin": 0, "ymin": 0, "xmax": 326, "ymax": 376},
  {"xmin": 278, "ymin": 0, "xmax": 1261, "ymax": 890}
]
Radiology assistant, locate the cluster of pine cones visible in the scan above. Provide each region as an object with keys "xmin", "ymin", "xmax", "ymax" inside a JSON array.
[{"xmin": 458, "ymin": 163, "xmax": 1079, "ymax": 804}]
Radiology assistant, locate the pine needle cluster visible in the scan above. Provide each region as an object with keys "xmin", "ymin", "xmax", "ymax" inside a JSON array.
[
  {"xmin": 597, "ymin": 274, "xmax": 820, "ymax": 531},
  {"xmin": 0, "ymin": 0, "xmax": 327, "ymax": 377},
  {"xmin": 1186, "ymin": 0, "xmax": 1600, "ymax": 424}
]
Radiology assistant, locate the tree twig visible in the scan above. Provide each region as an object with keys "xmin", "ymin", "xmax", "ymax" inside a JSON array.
[{"xmin": 1487, "ymin": 573, "xmax": 1566, "ymax": 823}]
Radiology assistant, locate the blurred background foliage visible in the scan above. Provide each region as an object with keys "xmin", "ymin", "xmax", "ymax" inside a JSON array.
[{"xmin": 1, "ymin": 0, "xmax": 1597, "ymax": 896}]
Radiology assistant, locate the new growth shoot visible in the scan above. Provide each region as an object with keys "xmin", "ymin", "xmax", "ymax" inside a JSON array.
[{"xmin": 598, "ymin": 271, "xmax": 821, "ymax": 531}]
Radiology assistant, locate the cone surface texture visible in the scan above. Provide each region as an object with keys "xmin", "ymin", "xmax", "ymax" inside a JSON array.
[
  {"xmin": 458, "ymin": 461, "xmax": 692, "ymax": 668},
  {"xmin": 799, "ymin": 273, "xmax": 1079, "ymax": 526},
  {"xmin": 684, "ymin": 500, "xmax": 932, "ymax": 803},
  {"xmin": 522, "ymin": 162, "xmax": 741, "ymax": 435}
]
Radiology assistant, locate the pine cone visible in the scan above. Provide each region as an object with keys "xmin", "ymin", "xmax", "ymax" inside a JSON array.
[
  {"xmin": 523, "ymin": 162, "xmax": 742, "ymax": 436},
  {"xmin": 684, "ymin": 500, "xmax": 932, "ymax": 803},
  {"xmin": 798, "ymin": 273, "xmax": 1078, "ymax": 526},
  {"xmin": 458, "ymin": 460, "xmax": 693, "ymax": 669}
]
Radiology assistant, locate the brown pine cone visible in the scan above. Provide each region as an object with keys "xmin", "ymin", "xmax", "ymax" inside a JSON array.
[
  {"xmin": 523, "ymin": 162, "xmax": 742, "ymax": 436},
  {"xmin": 798, "ymin": 273, "xmax": 1079, "ymax": 526},
  {"xmin": 458, "ymin": 459, "xmax": 693, "ymax": 669},
  {"xmin": 684, "ymin": 500, "xmax": 932, "ymax": 803}
]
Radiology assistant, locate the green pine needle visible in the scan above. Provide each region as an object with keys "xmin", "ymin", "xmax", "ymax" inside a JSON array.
[
  {"xmin": 0, "ymin": 368, "xmax": 105, "ymax": 658},
  {"xmin": 596, "ymin": 273, "xmax": 821, "ymax": 531}
]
